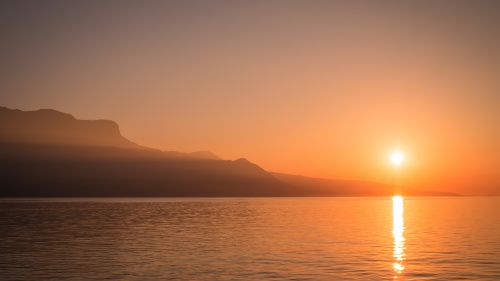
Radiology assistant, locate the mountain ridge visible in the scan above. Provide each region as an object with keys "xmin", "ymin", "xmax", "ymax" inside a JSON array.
[
  {"xmin": 0, "ymin": 106, "xmax": 459, "ymax": 197},
  {"xmin": 271, "ymin": 172, "xmax": 459, "ymax": 197},
  {"xmin": 0, "ymin": 106, "xmax": 139, "ymax": 149}
]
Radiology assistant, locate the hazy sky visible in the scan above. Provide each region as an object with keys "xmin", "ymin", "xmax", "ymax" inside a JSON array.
[{"xmin": 1, "ymin": 0, "xmax": 499, "ymax": 194}]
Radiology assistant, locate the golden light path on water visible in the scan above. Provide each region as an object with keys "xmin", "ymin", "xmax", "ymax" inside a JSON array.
[{"xmin": 392, "ymin": 196, "xmax": 406, "ymax": 278}]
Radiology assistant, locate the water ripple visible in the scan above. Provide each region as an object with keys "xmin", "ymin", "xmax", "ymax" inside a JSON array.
[{"xmin": 0, "ymin": 197, "xmax": 499, "ymax": 280}]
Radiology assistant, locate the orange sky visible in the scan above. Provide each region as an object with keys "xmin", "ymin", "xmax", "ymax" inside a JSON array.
[{"xmin": 1, "ymin": 1, "xmax": 499, "ymax": 195}]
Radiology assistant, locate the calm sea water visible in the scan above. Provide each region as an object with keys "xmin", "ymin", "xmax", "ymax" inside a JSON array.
[{"xmin": 1, "ymin": 197, "xmax": 499, "ymax": 280}]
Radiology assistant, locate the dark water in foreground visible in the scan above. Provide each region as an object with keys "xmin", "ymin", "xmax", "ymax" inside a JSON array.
[{"xmin": 1, "ymin": 197, "xmax": 499, "ymax": 280}]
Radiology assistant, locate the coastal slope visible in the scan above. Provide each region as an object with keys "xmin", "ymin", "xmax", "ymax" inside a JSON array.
[{"xmin": 0, "ymin": 106, "xmax": 458, "ymax": 197}]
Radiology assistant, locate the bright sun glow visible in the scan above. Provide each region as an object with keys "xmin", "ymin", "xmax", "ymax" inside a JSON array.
[{"xmin": 391, "ymin": 152, "xmax": 404, "ymax": 166}]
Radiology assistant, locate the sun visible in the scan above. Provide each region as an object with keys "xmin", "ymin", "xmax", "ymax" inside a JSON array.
[{"xmin": 391, "ymin": 151, "xmax": 404, "ymax": 166}]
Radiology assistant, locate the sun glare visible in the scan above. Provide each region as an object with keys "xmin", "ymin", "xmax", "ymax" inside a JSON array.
[
  {"xmin": 392, "ymin": 196, "xmax": 406, "ymax": 277},
  {"xmin": 391, "ymin": 152, "xmax": 404, "ymax": 166}
]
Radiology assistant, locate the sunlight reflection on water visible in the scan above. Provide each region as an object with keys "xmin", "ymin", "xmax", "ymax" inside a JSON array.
[
  {"xmin": 1, "ymin": 197, "xmax": 500, "ymax": 280},
  {"xmin": 392, "ymin": 196, "xmax": 406, "ymax": 278}
]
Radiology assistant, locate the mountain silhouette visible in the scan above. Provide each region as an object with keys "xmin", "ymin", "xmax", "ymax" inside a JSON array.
[
  {"xmin": 0, "ymin": 106, "xmax": 303, "ymax": 196},
  {"xmin": 271, "ymin": 172, "xmax": 459, "ymax": 197},
  {"xmin": 0, "ymin": 106, "xmax": 458, "ymax": 197},
  {"xmin": 0, "ymin": 106, "xmax": 138, "ymax": 149}
]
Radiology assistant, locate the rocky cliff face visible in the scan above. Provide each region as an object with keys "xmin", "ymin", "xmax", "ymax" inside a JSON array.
[{"xmin": 0, "ymin": 106, "xmax": 138, "ymax": 148}]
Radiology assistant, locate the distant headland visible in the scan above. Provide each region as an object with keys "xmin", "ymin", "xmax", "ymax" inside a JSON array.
[{"xmin": 0, "ymin": 106, "xmax": 459, "ymax": 197}]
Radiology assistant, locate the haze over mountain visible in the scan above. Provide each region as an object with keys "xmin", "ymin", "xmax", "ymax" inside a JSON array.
[
  {"xmin": 1, "ymin": 106, "xmax": 138, "ymax": 148},
  {"xmin": 271, "ymin": 173, "xmax": 457, "ymax": 197},
  {"xmin": 0, "ymin": 106, "xmax": 458, "ymax": 197}
]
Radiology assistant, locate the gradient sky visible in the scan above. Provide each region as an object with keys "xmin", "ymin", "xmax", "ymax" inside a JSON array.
[{"xmin": 1, "ymin": 0, "xmax": 499, "ymax": 195}]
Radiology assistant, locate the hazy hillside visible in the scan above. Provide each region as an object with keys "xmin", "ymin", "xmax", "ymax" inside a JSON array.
[
  {"xmin": 0, "ymin": 106, "xmax": 139, "ymax": 149},
  {"xmin": 0, "ymin": 106, "xmax": 458, "ymax": 197},
  {"xmin": 271, "ymin": 172, "xmax": 460, "ymax": 197},
  {"xmin": 0, "ymin": 142, "xmax": 305, "ymax": 197},
  {"xmin": 0, "ymin": 106, "xmax": 301, "ymax": 197},
  {"xmin": 0, "ymin": 106, "xmax": 217, "ymax": 160}
]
